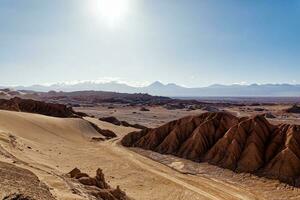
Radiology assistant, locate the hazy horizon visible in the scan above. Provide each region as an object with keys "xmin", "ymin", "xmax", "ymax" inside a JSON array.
[
  {"xmin": 1, "ymin": 0, "xmax": 300, "ymax": 87},
  {"xmin": 2, "ymin": 78, "xmax": 300, "ymax": 89}
]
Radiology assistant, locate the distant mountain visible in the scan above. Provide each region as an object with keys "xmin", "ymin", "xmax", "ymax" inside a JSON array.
[
  {"xmin": 15, "ymin": 82, "xmax": 137, "ymax": 94},
  {"xmin": 6, "ymin": 81, "xmax": 300, "ymax": 97}
]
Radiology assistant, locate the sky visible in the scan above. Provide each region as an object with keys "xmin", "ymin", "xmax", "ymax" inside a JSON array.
[{"xmin": 0, "ymin": 0, "xmax": 300, "ymax": 87}]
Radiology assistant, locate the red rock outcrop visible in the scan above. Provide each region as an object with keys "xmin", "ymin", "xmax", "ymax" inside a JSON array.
[
  {"xmin": 99, "ymin": 116, "xmax": 147, "ymax": 129},
  {"xmin": 68, "ymin": 168, "xmax": 129, "ymax": 200},
  {"xmin": 88, "ymin": 122, "xmax": 117, "ymax": 139},
  {"xmin": 0, "ymin": 97, "xmax": 83, "ymax": 118},
  {"xmin": 122, "ymin": 112, "xmax": 300, "ymax": 186},
  {"xmin": 100, "ymin": 116, "xmax": 122, "ymax": 126},
  {"xmin": 140, "ymin": 107, "xmax": 150, "ymax": 112},
  {"xmin": 285, "ymin": 104, "xmax": 300, "ymax": 114}
]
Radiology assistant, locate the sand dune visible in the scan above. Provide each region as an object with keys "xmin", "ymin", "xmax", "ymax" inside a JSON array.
[{"xmin": 0, "ymin": 110, "xmax": 100, "ymax": 143}]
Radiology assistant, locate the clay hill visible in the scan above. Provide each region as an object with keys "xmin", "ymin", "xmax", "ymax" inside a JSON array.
[
  {"xmin": 1, "ymin": 88, "xmax": 243, "ymax": 109},
  {"xmin": 285, "ymin": 104, "xmax": 300, "ymax": 114},
  {"xmin": 122, "ymin": 112, "xmax": 300, "ymax": 186},
  {"xmin": 99, "ymin": 116, "xmax": 147, "ymax": 130},
  {"xmin": 36, "ymin": 90, "xmax": 172, "ymax": 106},
  {"xmin": 0, "ymin": 97, "xmax": 85, "ymax": 118},
  {"xmin": 0, "ymin": 88, "xmax": 171, "ymax": 106}
]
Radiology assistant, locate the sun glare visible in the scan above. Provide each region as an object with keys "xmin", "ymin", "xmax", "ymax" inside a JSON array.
[{"xmin": 89, "ymin": 0, "xmax": 131, "ymax": 27}]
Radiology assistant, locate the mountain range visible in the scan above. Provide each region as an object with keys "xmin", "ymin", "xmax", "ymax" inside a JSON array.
[{"xmin": 3, "ymin": 81, "xmax": 300, "ymax": 97}]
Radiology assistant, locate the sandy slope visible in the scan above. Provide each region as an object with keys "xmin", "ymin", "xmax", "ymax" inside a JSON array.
[
  {"xmin": 0, "ymin": 161, "xmax": 55, "ymax": 199},
  {"xmin": 0, "ymin": 110, "xmax": 275, "ymax": 200}
]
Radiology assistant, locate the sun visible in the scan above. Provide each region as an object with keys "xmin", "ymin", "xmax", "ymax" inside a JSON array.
[{"xmin": 89, "ymin": 0, "xmax": 131, "ymax": 27}]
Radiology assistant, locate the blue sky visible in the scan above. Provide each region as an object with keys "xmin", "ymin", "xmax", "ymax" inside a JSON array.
[{"xmin": 0, "ymin": 0, "xmax": 299, "ymax": 87}]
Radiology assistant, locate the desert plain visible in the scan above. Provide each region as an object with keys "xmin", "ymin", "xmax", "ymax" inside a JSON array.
[{"xmin": 0, "ymin": 92, "xmax": 300, "ymax": 200}]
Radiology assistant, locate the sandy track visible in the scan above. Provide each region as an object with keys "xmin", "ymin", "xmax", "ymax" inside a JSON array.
[{"xmin": 104, "ymin": 139, "xmax": 259, "ymax": 200}]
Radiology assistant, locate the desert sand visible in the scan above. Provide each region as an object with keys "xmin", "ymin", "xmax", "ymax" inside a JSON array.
[
  {"xmin": 0, "ymin": 105, "xmax": 300, "ymax": 200},
  {"xmin": 1, "ymin": 109, "xmax": 300, "ymax": 199},
  {"xmin": 0, "ymin": 111, "xmax": 255, "ymax": 199}
]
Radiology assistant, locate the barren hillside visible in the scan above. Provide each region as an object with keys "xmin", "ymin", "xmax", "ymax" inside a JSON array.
[{"xmin": 122, "ymin": 112, "xmax": 300, "ymax": 186}]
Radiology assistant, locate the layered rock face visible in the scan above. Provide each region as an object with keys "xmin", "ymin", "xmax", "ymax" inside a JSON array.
[
  {"xmin": 122, "ymin": 112, "xmax": 300, "ymax": 186},
  {"xmin": 0, "ymin": 97, "xmax": 83, "ymax": 118}
]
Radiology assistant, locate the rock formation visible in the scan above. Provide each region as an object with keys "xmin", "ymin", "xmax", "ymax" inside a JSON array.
[
  {"xmin": 285, "ymin": 104, "xmax": 300, "ymax": 114},
  {"xmin": 88, "ymin": 122, "xmax": 117, "ymax": 139},
  {"xmin": 68, "ymin": 168, "xmax": 129, "ymax": 200},
  {"xmin": 140, "ymin": 107, "xmax": 150, "ymax": 112},
  {"xmin": 0, "ymin": 97, "xmax": 84, "ymax": 118},
  {"xmin": 100, "ymin": 116, "xmax": 122, "ymax": 126},
  {"xmin": 264, "ymin": 112, "xmax": 276, "ymax": 119},
  {"xmin": 202, "ymin": 106, "xmax": 220, "ymax": 112},
  {"xmin": 99, "ymin": 116, "xmax": 147, "ymax": 130},
  {"xmin": 122, "ymin": 112, "xmax": 300, "ymax": 186}
]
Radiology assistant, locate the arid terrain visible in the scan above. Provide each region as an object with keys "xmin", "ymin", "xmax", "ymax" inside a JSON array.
[
  {"xmin": 2, "ymin": 0, "xmax": 299, "ymax": 199},
  {"xmin": 74, "ymin": 100, "xmax": 300, "ymax": 128},
  {"xmin": 1, "ymin": 94, "xmax": 300, "ymax": 199}
]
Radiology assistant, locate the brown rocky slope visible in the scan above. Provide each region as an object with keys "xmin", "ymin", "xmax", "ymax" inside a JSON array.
[
  {"xmin": 0, "ymin": 97, "xmax": 86, "ymax": 118},
  {"xmin": 285, "ymin": 104, "xmax": 300, "ymax": 114},
  {"xmin": 0, "ymin": 161, "xmax": 55, "ymax": 200},
  {"xmin": 99, "ymin": 116, "xmax": 147, "ymax": 129},
  {"xmin": 122, "ymin": 112, "xmax": 300, "ymax": 186}
]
